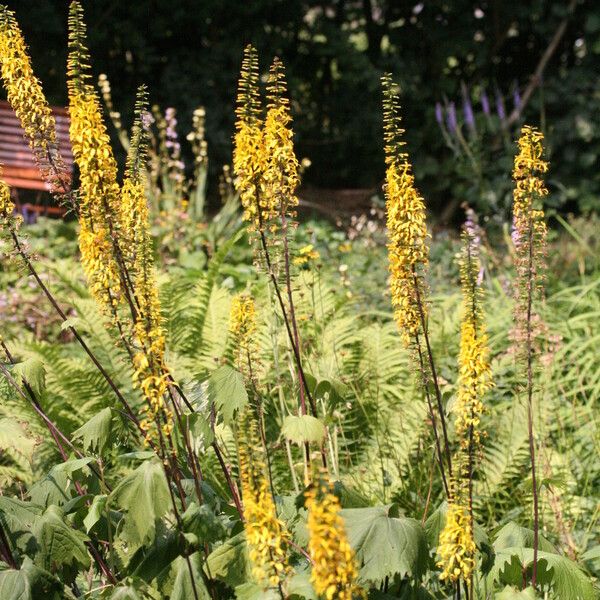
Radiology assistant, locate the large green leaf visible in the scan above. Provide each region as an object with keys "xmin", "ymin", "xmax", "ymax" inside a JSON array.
[
  {"xmin": 281, "ymin": 415, "xmax": 326, "ymax": 444},
  {"xmin": 127, "ymin": 526, "xmax": 185, "ymax": 583},
  {"xmin": 234, "ymin": 582, "xmax": 281, "ymax": 600},
  {"xmin": 110, "ymin": 458, "xmax": 171, "ymax": 546},
  {"xmin": 31, "ymin": 505, "xmax": 90, "ymax": 573},
  {"xmin": 207, "ymin": 365, "xmax": 248, "ymax": 424},
  {"xmin": 493, "ymin": 522, "xmax": 556, "ymax": 553},
  {"xmin": 287, "ymin": 572, "xmax": 317, "ymax": 600},
  {"xmin": 496, "ymin": 586, "xmax": 538, "ymax": 600},
  {"xmin": 72, "ymin": 407, "xmax": 113, "ymax": 454},
  {"xmin": 341, "ymin": 505, "xmax": 429, "ymax": 584},
  {"xmin": 29, "ymin": 458, "xmax": 95, "ymax": 508},
  {"xmin": 168, "ymin": 553, "xmax": 211, "ymax": 600},
  {"xmin": 12, "ymin": 358, "xmax": 46, "ymax": 395},
  {"xmin": 109, "ymin": 586, "xmax": 145, "ymax": 600},
  {"xmin": 489, "ymin": 547, "xmax": 596, "ymax": 600},
  {"xmin": 83, "ymin": 494, "xmax": 107, "ymax": 533},
  {"xmin": 205, "ymin": 531, "xmax": 251, "ymax": 588},
  {"xmin": 0, "ymin": 570, "xmax": 31, "ymax": 600},
  {"xmin": 182, "ymin": 502, "xmax": 227, "ymax": 544}
]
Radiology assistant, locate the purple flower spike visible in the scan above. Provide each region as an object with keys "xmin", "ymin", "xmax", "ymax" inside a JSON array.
[
  {"xmin": 463, "ymin": 98, "xmax": 476, "ymax": 132},
  {"xmin": 513, "ymin": 84, "xmax": 522, "ymax": 110},
  {"xmin": 435, "ymin": 102, "xmax": 444, "ymax": 126},
  {"xmin": 481, "ymin": 91, "xmax": 490, "ymax": 115},
  {"xmin": 496, "ymin": 92, "xmax": 506, "ymax": 121},
  {"xmin": 447, "ymin": 101, "xmax": 457, "ymax": 133}
]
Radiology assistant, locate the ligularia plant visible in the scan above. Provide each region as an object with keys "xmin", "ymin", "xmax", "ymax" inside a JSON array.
[{"xmin": 0, "ymin": 6, "xmax": 595, "ymax": 600}]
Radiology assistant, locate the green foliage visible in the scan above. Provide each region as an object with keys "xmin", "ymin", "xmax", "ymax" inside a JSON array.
[
  {"xmin": 281, "ymin": 415, "xmax": 326, "ymax": 444},
  {"xmin": 110, "ymin": 459, "xmax": 171, "ymax": 546},
  {"xmin": 341, "ymin": 505, "xmax": 429, "ymax": 584}
]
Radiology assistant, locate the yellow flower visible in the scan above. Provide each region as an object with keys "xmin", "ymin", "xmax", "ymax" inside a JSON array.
[
  {"xmin": 0, "ymin": 6, "xmax": 71, "ymax": 195},
  {"xmin": 239, "ymin": 414, "xmax": 290, "ymax": 588},
  {"xmin": 233, "ymin": 45, "xmax": 271, "ymax": 235},
  {"xmin": 124, "ymin": 88, "xmax": 172, "ymax": 443},
  {"xmin": 381, "ymin": 75, "xmax": 429, "ymax": 348},
  {"xmin": 293, "ymin": 244, "xmax": 320, "ymax": 266},
  {"xmin": 455, "ymin": 220, "xmax": 492, "ymax": 451},
  {"xmin": 512, "ymin": 126, "xmax": 548, "ymax": 338},
  {"xmin": 305, "ymin": 474, "xmax": 365, "ymax": 600},
  {"xmin": 229, "ymin": 293, "xmax": 257, "ymax": 351},
  {"xmin": 0, "ymin": 175, "xmax": 14, "ymax": 222},
  {"xmin": 437, "ymin": 480, "xmax": 476, "ymax": 585},
  {"xmin": 67, "ymin": 1, "xmax": 122, "ymax": 314},
  {"xmin": 263, "ymin": 57, "xmax": 300, "ymax": 226}
]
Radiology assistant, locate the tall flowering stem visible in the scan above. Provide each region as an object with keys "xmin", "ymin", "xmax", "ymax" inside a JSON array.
[
  {"xmin": 511, "ymin": 125, "xmax": 548, "ymax": 587},
  {"xmin": 121, "ymin": 88, "xmax": 175, "ymax": 445},
  {"xmin": 238, "ymin": 412, "xmax": 291, "ymax": 593},
  {"xmin": 0, "ymin": 6, "xmax": 72, "ymax": 201},
  {"xmin": 233, "ymin": 47, "xmax": 319, "ymax": 446},
  {"xmin": 438, "ymin": 211, "xmax": 492, "ymax": 592},
  {"xmin": 305, "ymin": 472, "xmax": 365, "ymax": 600},
  {"xmin": 381, "ymin": 74, "xmax": 452, "ymax": 493},
  {"xmin": 67, "ymin": 1, "xmax": 131, "ymax": 322}
]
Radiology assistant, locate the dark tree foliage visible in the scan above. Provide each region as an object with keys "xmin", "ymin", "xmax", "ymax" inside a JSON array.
[{"xmin": 8, "ymin": 0, "xmax": 600, "ymax": 216}]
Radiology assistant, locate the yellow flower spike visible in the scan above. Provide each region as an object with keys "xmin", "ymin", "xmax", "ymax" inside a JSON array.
[
  {"xmin": 512, "ymin": 126, "xmax": 548, "ymax": 325},
  {"xmin": 455, "ymin": 215, "xmax": 492, "ymax": 452},
  {"xmin": 305, "ymin": 473, "xmax": 365, "ymax": 600},
  {"xmin": 229, "ymin": 293, "xmax": 257, "ymax": 351},
  {"xmin": 238, "ymin": 413, "xmax": 291, "ymax": 588},
  {"xmin": 125, "ymin": 88, "xmax": 172, "ymax": 445},
  {"xmin": 263, "ymin": 57, "xmax": 300, "ymax": 227},
  {"xmin": 0, "ymin": 176, "xmax": 14, "ymax": 222},
  {"xmin": 438, "ymin": 212, "xmax": 492, "ymax": 589},
  {"xmin": 437, "ymin": 479, "xmax": 476, "ymax": 585},
  {"xmin": 381, "ymin": 75, "xmax": 430, "ymax": 348},
  {"xmin": 67, "ymin": 1, "xmax": 123, "ymax": 313},
  {"xmin": 0, "ymin": 6, "xmax": 71, "ymax": 196},
  {"xmin": 233, "ymin": 45, "xmax": 269, "ymax": 236}
]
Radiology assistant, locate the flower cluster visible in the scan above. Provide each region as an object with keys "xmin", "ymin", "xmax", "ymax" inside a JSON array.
[
  {"xmin": 233, "ymin": 45, "xmax": 270, "ymax": 235},
  {"xmin": 437, "ymin": 479, "xmax": 476, "ymax": 584},
  {"xmin": 263, "ymin": 58, "xmax": 300, "ymax": 227},
  {"xmin": 293, "ymin": 243, "xmax": 320, "ymax": 266},
  {"xmin": 67, "ymin": 1, "xmax": 123, "ymax": 314},
  {"xmin": 511, "ymin": 125, "xmax": 548, "ymax": 353},
  {"xmin": 437, "ymin": 213, "xmax": 491, "ymax": 587},
  {"xmin": 238, "ymin": 414, "xmax": 290, "ymax": 588},
  {"xmin": 0, "ymin": 6, "xmax": 71, "ymax": 196},
  {"xmin": 126, "ymin": 94, "xmax": 173, "ymax": 441},
  {"xmin": 305, "ymin": 474, "xmax": 365, "ymax": 600},
  {"xmin": 68, "ymin": 5, "xmax": 172, "ymax": 443},
  {"xmin": 381, "ymin": 74, "xmax": 430, "ymax": 348},
  {"xmin": 454, "ymin": 215, "xmax": 492, "ymax": 451},
  {"xmin": 229, "ymin": 293, "xmax": 257, "ymax": 353},
  {"xmin": 0, "ymin": 175, "xmax": 15, "ymax": 226},
  {"xmin": 233, "ymin": 46, "xmax": 301, "ymax": 255}
]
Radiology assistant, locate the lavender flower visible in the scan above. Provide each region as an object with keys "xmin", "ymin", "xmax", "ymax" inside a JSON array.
[
  {"xmin": 481, "ymin": 91, "xmax": 490, "ymax": 116},
  {"xmin": 463, "ymin": 98, "xmax": 476, "ymax": 133},
  {"xmin": 495, "ymin": 91, "xmax": 506, "ymax": 121},
  {"xmin": 446, "ymin": 101, "xmax": 457, "ymax": 133},
  {"xmin": 513, "ymin": 84, "xmax": 522, "ymax": 110},
  {"xmin": 435, "ymin": 102, "xmax": 444, "ymax": 126}
]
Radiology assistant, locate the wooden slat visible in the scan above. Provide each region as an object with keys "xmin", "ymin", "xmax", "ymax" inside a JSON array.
[
  {"xmin": 0, "ymin": 100, "xmax": 73, "ymax": 191},
  {"xmin": 3, "ymin": 166, "xmax": 43, "ymax": 178},
  {"xmin": 3, "ymin": 176, "xmax": 48, "ymax": 191}
]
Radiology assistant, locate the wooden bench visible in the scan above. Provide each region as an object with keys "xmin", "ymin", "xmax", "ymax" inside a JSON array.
[{"xmin": 0, "ymin": 100, "xmax": 72, "ymax": 216}]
